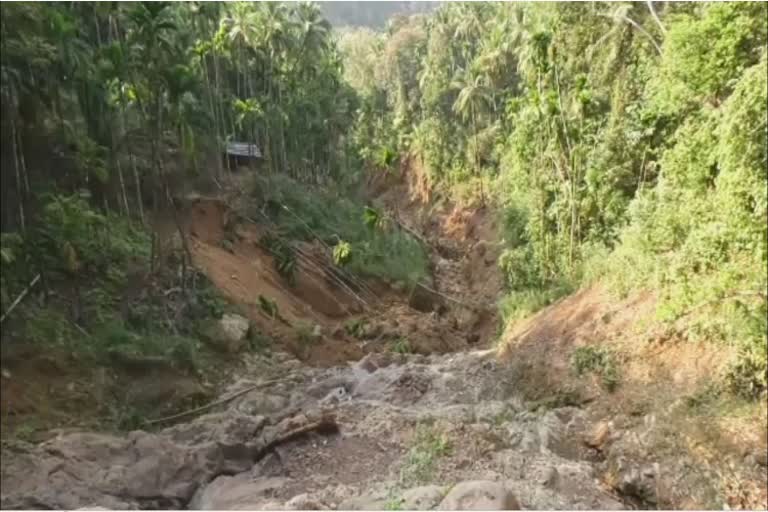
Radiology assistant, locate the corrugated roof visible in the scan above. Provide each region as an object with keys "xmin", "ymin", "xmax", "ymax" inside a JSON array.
[{"xmin": 226, "ymin": 142, "xmax": 262, "ymax": 158}]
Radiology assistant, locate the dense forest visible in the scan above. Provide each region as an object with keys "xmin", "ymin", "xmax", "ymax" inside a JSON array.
[
  {"xmin": 0, "ymin": 0, "xmax": 766, "ymax": 411},
  {"xmin": 0, "ymin": 1, "xmax": 366, "ymax": 405},
  {"xmin": 338, "ymin": 1, "xmax": 768, "ymax": 396}
]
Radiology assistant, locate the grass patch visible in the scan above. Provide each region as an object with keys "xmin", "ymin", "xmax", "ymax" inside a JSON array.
[
  {"xmin": 497, "ymin": 281, "xmax": 574, "ymax": 327},
  {"xmin": 248, "ymin": 330, "xmax": 272, "ymax": 353},
  {"xmin": 571, "ymin": 346, "xmax": 620, "ymax": 391},
  {"xmin": 399, "ymin": 423, "xmax": 452, "ymax": 484},
  {"xmin": 344, "ymin": 318, "xmax": 368, "ymax": 339},
  {"xmin": 391, "ymin": 337, "xmax": 412, "ymax": 354},
  {"xmin": 258, "ymin": 295, "xmax": 281, "ymax": 320},
  {"xmin": 384, "ymin": 495, "xmax": 404, "ymax": 511},
  {"xmin": 296, "ymin": 322, "xmax": 320, "ymax": 346},
  {"xmin": 527, "ymin": 389, "xmax": 586, "ymax": 412}
]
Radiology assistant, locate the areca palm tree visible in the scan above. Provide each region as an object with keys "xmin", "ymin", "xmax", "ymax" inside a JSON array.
[
  {"xmin": 220, "ymin": 2, "xmax": 259, "ymax": 99},
  {"xmin": 452, "ymin": 72, "xmax": 492, "ymax": 203},
  {"xmin": 293, "ymin": 2, "xmax": 332, "ymax": 73}
]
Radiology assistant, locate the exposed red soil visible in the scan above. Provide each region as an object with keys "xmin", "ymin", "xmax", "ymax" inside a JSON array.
[{"xmin": 499, "ymin": 284, "xmax": 768, "ymax": 509}]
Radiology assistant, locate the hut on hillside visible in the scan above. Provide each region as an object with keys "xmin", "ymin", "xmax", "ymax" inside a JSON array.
[{"xmin": 225, "ymin": 142, "xmax": 262, "ymax": 170}]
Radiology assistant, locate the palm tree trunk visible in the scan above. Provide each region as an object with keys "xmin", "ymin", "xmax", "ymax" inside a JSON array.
[
  {"xmin": 10, "ymin": 117, "xmax": 25, "ymax": 233},
  {"xmin": 202, "ymin": 54, "xmax": 223, "ymax": 180},
  {"xmin": 117, "ymin": 157, "xmax": 130, "ymax": 217},
  {"xmin": 131, "ymin": 153, "xmax": 144, "ymax": 223},
  {"xmin": 213, "ymin": 50, "xmax": 232, "ymax": 181},
  {"xmin": 471, "ymin": 104, "xmax": 485, "ymax": 205},
  {"xmin": 16, "ymin": 124, "xmax": 30, "ymax": 196}
]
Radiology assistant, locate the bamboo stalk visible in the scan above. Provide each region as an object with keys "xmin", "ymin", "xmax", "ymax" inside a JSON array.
[{"xmin": 0, "ymin": 274, "xmax": 41, "ymax": 325}]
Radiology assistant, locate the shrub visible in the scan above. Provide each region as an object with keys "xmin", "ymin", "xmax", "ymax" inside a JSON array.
[{"xmin": 571, "ymin": 345, "xmax": 620, "ymax": 391}]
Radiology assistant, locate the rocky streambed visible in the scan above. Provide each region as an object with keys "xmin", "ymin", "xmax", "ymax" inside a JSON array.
[{"xmin": 1, "ymin": 349, "xmax": 656, "ymax": 510}]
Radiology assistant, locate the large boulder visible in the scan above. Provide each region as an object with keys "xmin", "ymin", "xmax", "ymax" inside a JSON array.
[
  {"xmin": 438, "ymin": 481, "xmax": 520, "ymax": 510},
  {"xmin": 0, "ymin": 430, "xmax": 251, "ymax": 510},
  {"xmin": 203, "ymin": 313, "xmax": 250, "ymax": 353},
  {"xmin": 337, "ymin": 495, "xmax": 389, "ymax": 510},
  {"xmin": 189, "ymin": 474, "xmax": 291, "ymax": 510},
  {"xmin": 402, "ymin": 485, "xmax": 448, "ymax": 509},
  {"xmin": 0, "ymin": 410, "xmax": 272, "ymax": 510}
]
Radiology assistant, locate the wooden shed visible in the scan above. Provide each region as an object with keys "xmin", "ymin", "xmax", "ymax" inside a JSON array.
[{"xmin": 225, "ymin": 142, "xmax": 262, "ymax": 170}]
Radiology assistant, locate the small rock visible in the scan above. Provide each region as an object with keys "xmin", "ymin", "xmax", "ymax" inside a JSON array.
[
  {"xmin": 320, "ymin": 386, "xmax": 348, "ymax": 404},
  {"xmin": 203, "ymin": 313, "xmax": 250, "ymax": 353},
  {"xmin": 237, "ymin": 393, "xmax": 289, "ymax": 416},
  {"xmin": 585, "ymin": 421, "xmax": 612, "ymax": 449},
  {"xmin": 438, "ymin": 481, "xmax": 520, "ymax": 510},
  {"xmin": 191, "ymin": 474, "xmax": 290, "ymax": 509},
  {"xmin": 617, "ymin": 467, "xmax": 657, "ymax": 505},
  {"xmin": 539, "ymin": 466, "xmax": 559, "ymax": 488},
  {"xmin": 356, "ymin": 355, "xmax": 378, "ymax": 373},
  {"xmin": 401, "ymin": 485, "xmax": 448, "ymax": 509},
  {"xmin": 307, "ymin": 377, "xmax": 350, "ymax": 399}
]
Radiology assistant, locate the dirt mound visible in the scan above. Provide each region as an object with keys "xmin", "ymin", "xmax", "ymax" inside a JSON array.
[{"xmin": 499, "ymin": 285, "xmax": 768, "ymax": 509}]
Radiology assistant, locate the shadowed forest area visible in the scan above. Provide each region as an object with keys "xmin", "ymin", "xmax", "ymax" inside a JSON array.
[{"xmin": 0, "ymin": 2, "xmax": 766, "ymax": 510}]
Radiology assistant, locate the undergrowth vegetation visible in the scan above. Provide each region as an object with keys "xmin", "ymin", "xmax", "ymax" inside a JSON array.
[
  {"xmin": 343, "ymin": 2, "xmax": 768, "ymax": 398},
  {"xmin": 249, "ymin": 173, "xmax": 428, "ymax": 285},
  {"xmin": 0, "ymin": 194, "xmax": 237, "ymax": 376},
  {"xmin": 399, "ymin": 423, "xmax": 452, "ymax": 484},
  {"xmin": 571, "ymin": 346, "xmax": 620, "ymax": 392}
]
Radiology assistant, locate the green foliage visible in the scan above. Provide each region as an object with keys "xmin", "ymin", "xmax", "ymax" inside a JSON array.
[
  {"xmin": 571, "ymin": 346, "xmax": 620, "ymax": 391},
  {"xmin": 650, "ymin": 3, "xmax": 767, "ymax": 112},
  {"xmin": 399, "ymin": 423, "xmax": 451, "ymax": 484},
  {"xmin": 296, "ymin": 322, "xmax": 321, "ymax": 347},
  {"xmin": 247, "ymin": 330, "xmax": 272, "ymax": 353},
  {"xmin": 31, "ymin": 194, "xmax": 148, "ymax": 278},
  {"xmin": 602, "ymin": 51, "xmax": 767, "ymax": 397},
  {"xmin": 251, "ymin": 174, "xmax": 428, "ymax": 284},
  {"xmin": 1, "ymin": 1, "xmax": 355, "ymax": 238},
  {"xmin": 498, "ymin": 281, "xmax": 573, "ymax": 328},
  {"xmin": 391, "ymin": 337, "xmax": 412, "ymax": 354},
  {"xmin": 260, "ymin": 233, "xmax": 297, "ymax": 284},
  {"xmin": 258, "ymin": 295, "xmax": 280, "ymax": 320},
  {"xmin": 363, "ymin": 206, "xmax": 383, "ymax": 230},
  {"xmin": 0, "ymin": 232, "xmax": 25, "ymax": 310},
  {"xmin": 344, "ymin": 317, "xmax": 368, "ymax": 339},
  {"xmin": 23, "ymin": 308, "xmax": 77, "ymax": 347},
  {"xmin": 92, "ymin": 318, "xmax": 202, "ymax": 371},
  {"xmin": 332, "ymin": 240, "xmax": 352, "ymax": 266},
  {"xmin": 343, "ymin": 2, "xmax": 767, "ymax": 399},
  {"xmin": 385, "ymin": 496, "xmax": 404, "ymax": 511}
]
